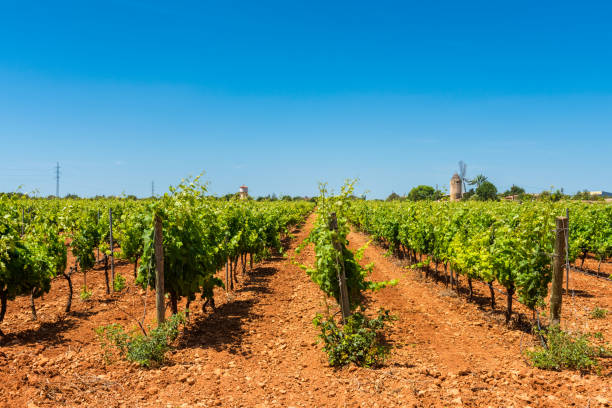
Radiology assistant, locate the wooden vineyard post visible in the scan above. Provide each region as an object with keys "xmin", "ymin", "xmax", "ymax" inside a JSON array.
[
  {"xmin": 154, "ymin": 215, "xmax": 165, "ymax": 325},
  {"xmin": 550, "ymin": 216, "xmax": 568, "ymax": 326},
  {"xmin": 97, "ymin": 209, "xmax": 100, "ymax": 262},
  {"xmin": 109, "ymin": 208, "xmax": 115, "ymax": 290},
  {"xmin": 225, "ymin": 258, "xmax": 229, "ymax": 292},
  {"xmin": 104, "ymin": 254, "xmax": 110, "ymax": 294},
  {"xmin": 329, "ymin": 212, "xmax": 351, "ymax": 323},
  {"xmin": 565, "ymin": 208, "xmax": 570, "ymax": 292}
]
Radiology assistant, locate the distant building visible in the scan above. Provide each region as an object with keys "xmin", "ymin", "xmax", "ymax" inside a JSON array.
[
  {"xmin": 450, "ymin": 173, "xmax": 462, "ymax": 201},
  {"xmin": 589, "ymin": 191, "xmax": 612, "ymax": 198},
  {"xmin": 239, "ymin": 185, "xmax": 249, "ymax": 200}
]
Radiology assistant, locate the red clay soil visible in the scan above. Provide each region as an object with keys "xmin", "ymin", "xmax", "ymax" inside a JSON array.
[
  {"xmin": 0, "ymin": 213, "xmax": 610, "ymax": 407},
  {"xmin": 574, "ymin": 256, "xmax": 612, "ymax": 279},
  {"xmin": 346, "ymin": 228, "xmax": 611, "ymax": 408}
]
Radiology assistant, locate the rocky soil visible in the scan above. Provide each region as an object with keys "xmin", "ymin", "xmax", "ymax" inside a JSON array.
[{"xmin": 0, "ymin": 212, "xmax": 610, "ymax": 407}]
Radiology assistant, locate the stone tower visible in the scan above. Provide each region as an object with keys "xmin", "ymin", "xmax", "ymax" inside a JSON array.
[
  {"xmin": 450, "ymin": 173, "xmax": 462, "ymax": 201},
  {"xmin": 239, "ymin": 185, "xmax": 248, "ymax": 200}
]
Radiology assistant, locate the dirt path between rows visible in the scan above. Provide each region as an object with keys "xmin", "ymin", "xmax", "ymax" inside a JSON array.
[
  {"xmin": 0, "ymin": 213, "xmax": 419, "ymax": 408},
  {"xmin": 1, "ymin": 212, "xmax": 610, "ymax": 408},
  {"xmin": 346, "ymin": 227, "xmax": 611, "ymax": 407}
]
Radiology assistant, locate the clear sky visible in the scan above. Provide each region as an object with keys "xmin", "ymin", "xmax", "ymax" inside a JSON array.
[{"xmin": 1, "ymin": 0, "xmax": 611, "ymax": 198}]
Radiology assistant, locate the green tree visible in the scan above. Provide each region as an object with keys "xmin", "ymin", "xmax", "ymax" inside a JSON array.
[
  {"xmin": 475, "ymin": 181, "xmax": 498, "ymax": 201},
  {"xmin": 502, "ymin": 185, "xmax": 525, "ymax": 196},
  {"xmin": 463, "ymin": 188, "xmax": 476, "ymax": 200},
  {"xmin": 407, "ymin": 185, "xmax": 441, "ymax": 201},
  {"xmin": 573, "ymin": 190, "xmax": 591, "ymax": 200},
  {"xmin": 539, "ymin": 190, "xmax": 551, "ymax": 200},
  {"xmin": 221, "ymin": 193, "xmax": 239, "ymax": 201},
  {"xmin": 551, "ymin": 188, "xmax": 565, "ymax": 202},
  {"xmin": 386, "ymin": 192, "xmax": 401, "ymax": 201},
  {"xmin": 539, "ymin": 188, "xmax": 565, "ymax": 202},
  {"xmin": 468, "ymin": 174, "xmax": 488, "ymax": 188}
]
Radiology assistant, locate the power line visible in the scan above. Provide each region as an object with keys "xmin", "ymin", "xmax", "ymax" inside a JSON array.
[{"xmin": 55, "ymin": 162, "xmax": 60, "ymax": 197}]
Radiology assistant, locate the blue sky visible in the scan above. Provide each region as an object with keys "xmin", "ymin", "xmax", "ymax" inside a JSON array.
[{"xmin": 1, "ymin": 0, "xmax": 611, "ymax": 198}]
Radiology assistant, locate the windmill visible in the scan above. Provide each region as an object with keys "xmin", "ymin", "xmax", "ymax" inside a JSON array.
[{"xmin": 458, "ymin": 161, "xmax": 467, "ymax": 197}]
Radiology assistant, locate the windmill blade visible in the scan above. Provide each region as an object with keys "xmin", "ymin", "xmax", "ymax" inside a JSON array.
[{"xmin": 458, "ymin": 160, "xmax": 467, "ymax": 179}]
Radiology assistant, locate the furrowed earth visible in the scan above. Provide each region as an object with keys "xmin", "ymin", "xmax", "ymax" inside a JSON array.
[{"xmin": 0, "ymin": 213, "xmax": 610, "ymax": 407}]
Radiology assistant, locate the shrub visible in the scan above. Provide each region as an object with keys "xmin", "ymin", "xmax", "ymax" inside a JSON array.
[
  {"xmin": 113, "ymin": 273, "xmax": 126, "ymax": 292},
  {"xmin": 589, "ymin": 307, "xmax": 608, "ymax": 319},
  {"xmin": 96, "ymin": 313, "xmax": 185, "ymax": 367},
  {"xmin": 525, "ymin": 326, "xmax": 609, "ymax": 372},
  {"xmin": 80, "ymin": 285, "xmax": 92, "ymax": 300},
  {"xmin": 313, "ymin": 309, "xmax": 395, "ymax": 368}
]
